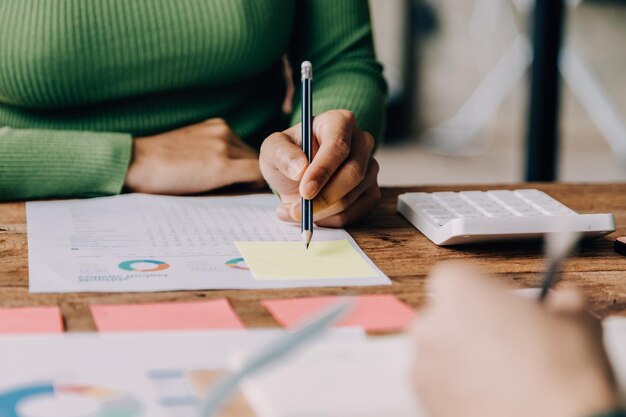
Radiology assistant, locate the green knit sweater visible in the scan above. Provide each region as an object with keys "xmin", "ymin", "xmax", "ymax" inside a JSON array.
[{"xmin": 0, "ymin": 0, "xmax": 386, "ymax": 201}]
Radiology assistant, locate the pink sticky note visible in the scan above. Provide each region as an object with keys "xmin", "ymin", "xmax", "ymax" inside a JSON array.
[
  {"xmin": 262, "ymin": 295, "xmax": 416, "ymax": 332},
  {"xmin": 90, "ymin": 299, "xmax": 245, "ymax": 332},
  {"xmin": 0, "ymin": 306, "xmax": 64, "ymax": 334}
]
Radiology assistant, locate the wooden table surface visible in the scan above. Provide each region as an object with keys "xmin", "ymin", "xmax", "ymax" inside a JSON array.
[{"xmin": 1, "ymin": 183, "xmax": 625, "ymax": 332}]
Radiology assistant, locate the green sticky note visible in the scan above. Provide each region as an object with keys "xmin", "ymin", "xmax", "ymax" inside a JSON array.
[{"xmin": 235, "ymin": 240, "xmax": 378, "ymax": 280}]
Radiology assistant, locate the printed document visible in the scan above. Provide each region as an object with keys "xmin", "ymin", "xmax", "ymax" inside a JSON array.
[{"xmin": 26, "ymin": 194, "xmax": 390, "ymax": 293}]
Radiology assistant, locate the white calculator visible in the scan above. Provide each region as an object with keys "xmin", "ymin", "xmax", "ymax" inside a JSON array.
[{"xmin": 397, "ymin": 189, "xmax": 615, "ymax": 246}]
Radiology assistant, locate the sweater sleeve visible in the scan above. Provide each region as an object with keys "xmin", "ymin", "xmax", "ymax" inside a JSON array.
[
  {"xmin": 287, "ymin": 0, "xmax": 388, "ymax": 141},
  {"xmin": 0, "ymin": 127, "xmax": 132, "ymax": 201}
]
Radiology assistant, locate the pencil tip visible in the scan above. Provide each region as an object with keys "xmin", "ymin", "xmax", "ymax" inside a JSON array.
[{"xmin": 302, "ymin": 230, "xmax": 313, "ymax": 249}]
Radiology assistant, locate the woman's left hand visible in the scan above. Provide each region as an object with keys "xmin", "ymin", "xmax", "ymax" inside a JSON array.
[{"xmin": 260, "ymin": 109, "xmax": 380, "ymax": 227}]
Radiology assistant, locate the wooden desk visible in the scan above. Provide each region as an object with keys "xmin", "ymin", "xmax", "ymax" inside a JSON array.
[{"xmin": 1, "ymin": 184, "xmax": 625, "ymax": 332}]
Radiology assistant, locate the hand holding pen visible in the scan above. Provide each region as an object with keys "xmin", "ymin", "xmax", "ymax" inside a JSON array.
[{"xmin": 259, "ymin": 63, "xmax": 381, "ymax": 230}]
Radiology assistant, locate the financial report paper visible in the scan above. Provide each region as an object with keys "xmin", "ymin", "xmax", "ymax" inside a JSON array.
[
  {"xmin": 0, "ymin": 329, "xmax": 366, "ymax": 417},
  {"xmin": 26, "ymin": 194, "xmax": 390, "ymax": 293}
]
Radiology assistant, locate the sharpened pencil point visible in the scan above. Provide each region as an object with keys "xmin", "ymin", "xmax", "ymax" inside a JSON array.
[{"xmin": 302, "ymin": 230, "xmax": 313, "ymax": 249}]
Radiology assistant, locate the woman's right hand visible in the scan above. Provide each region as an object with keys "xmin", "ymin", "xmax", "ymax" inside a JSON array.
[
  {"xmin": 412, "ymin": 262, "xmax": 619, "ymax": 417},
  {"xmin": 125, "ymin": 118, "xmax": 265, "ymax": 195}
]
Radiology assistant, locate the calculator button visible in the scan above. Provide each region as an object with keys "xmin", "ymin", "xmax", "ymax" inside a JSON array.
[
  {"xmin": 424, "ymin": 209, "xmax": 454, "ymax": 217},
  {"xmin": 409, "ymin": 193, "xmax": 434, "ymax": 202},
  {"xmin": 483, "ymin": 208, "xmax": 513, "ymax": 217},
  {"xmin": 417, "ymin": 203, "xmax": 445, "ymax": 210},
  {"xmin": 487, "ymin": 190, "xmax": 518, "ymax": 201}
]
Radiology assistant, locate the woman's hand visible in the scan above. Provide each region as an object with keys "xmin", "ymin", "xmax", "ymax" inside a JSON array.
[
  {"xmin": 412, "ymin": 262, "xmax": 619, "ymax": 417},
  {"xmin": 125, "ymin": 118, "xmax": 264, "ymax": 195},
  {"xmin": 260, "ymin": 110, "xmax": 380, "ymax": 227}
]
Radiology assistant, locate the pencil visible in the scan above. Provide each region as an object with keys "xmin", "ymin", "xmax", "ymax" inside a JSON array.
[
  {"xmin": 538, "ymin": 231, "xmax": 580, "ymax": 302},
  {"xmin": 301, "ymin": 61, "xmax": 313, "ymax": 249}
]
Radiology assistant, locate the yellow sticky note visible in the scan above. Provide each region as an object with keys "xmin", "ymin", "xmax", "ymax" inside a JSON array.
[{"xmin": 235, "ymin": 240, "xmax": 378, "ymax": 280}]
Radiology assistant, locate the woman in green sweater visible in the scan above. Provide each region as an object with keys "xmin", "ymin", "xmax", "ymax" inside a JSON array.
[{"xmin": 0, "ymin": 0, "xmax": 386, "ymax": 227}]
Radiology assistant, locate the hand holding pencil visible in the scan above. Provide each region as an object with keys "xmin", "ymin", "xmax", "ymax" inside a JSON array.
[
  {"xmin": 259, "ymin": 62, "xmax": 381, "ymax": 230},
  {"xmin": 412, "ymin": 262, "xmax": 619, "ymax": 417}
]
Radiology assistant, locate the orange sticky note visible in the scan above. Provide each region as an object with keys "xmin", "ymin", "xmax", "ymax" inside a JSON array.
[
  {"xmin": 262, "ymin": 295, "xmax": 416, "ymax": 332},
  {"xmin": 90, "ymin": 299, "xmax": 245, "ymax": 332},
  {"xmin": 0, "ymin": 306, "xmax": 64, "ymax": 334}
]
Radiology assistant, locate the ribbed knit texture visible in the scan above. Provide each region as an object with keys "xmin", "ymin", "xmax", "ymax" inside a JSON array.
[{"xmin": 0, "ymin": 0, "xmax": 386, "ymax": 201}]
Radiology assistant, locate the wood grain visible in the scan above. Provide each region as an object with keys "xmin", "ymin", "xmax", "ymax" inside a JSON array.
[{"xmin": 0, "ymin": 184, "xmax": 625, "ymax": 332}]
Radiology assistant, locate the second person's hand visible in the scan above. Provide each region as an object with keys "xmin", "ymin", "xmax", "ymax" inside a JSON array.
[
  {"xmin": 260, "ymin": 109, "xmax": 381, "ymax": 227},
  {"xmin": 125, "ymin": 118, "xmax": 265, "ymax": 195},
  {"xmin": 412, "ymin": 262, "xmax": 619, "ymax": 417}
]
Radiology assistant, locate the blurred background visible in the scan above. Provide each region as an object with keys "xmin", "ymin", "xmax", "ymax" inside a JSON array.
[{"xmin": 369, "ymin": 0, "xmax": 626, "ymax": 185}]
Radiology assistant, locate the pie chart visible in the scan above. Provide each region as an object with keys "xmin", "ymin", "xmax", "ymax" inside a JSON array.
[
  {"xmin": 118, "ymin": 259, "xmax": 170, "ymax": 272},
  {"xmin": 0, "ymin": 382, "xmax": 142, "ymax": 417},
  {"xmin": 224, "ymin": 257, "xmax": 248, "ymax": 270}
]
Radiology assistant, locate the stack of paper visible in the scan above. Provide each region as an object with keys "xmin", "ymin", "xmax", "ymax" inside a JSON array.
[
  {"xmin": 233, "ymin": 335, "xmax": 423, "ymax": 417},
  {"xmin": 26, "ymin": 194, "xmax": 390, "ymax": 293},
  {"xmin": 0, "ymin": 329, "xmax": 366, "ymax": 417}
]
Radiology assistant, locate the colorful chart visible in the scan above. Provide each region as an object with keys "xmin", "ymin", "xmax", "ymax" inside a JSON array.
[
  {"xmin": 147, "ymin": 368, "xmax": 244, "ymax": 413},
  {"xmin": 224, "ymin": 257, "xmax": 248, "ymax": 270},
  {"xmin": 0, "ymin": 382, "xmax": 141, "ymax": 417},
  {"xmin": 118, "ymin": 259, "xmax": 170, "ymax": 272}
]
